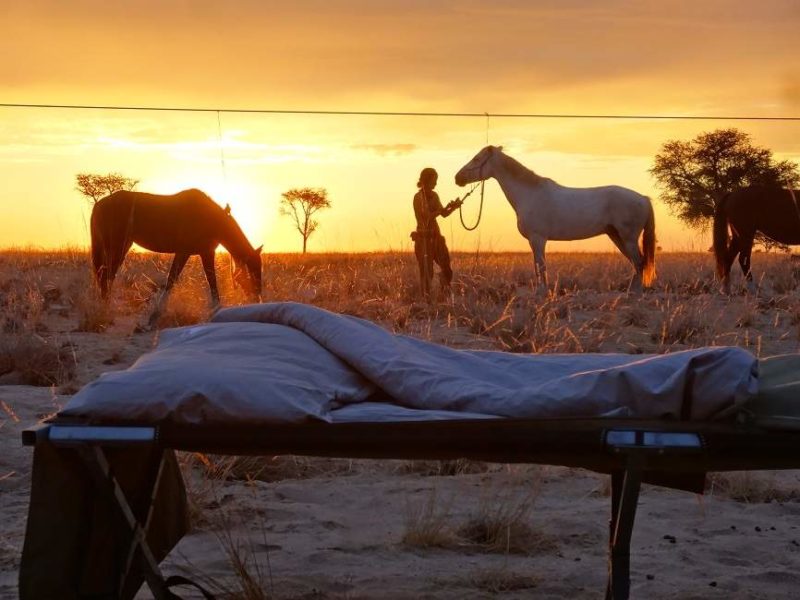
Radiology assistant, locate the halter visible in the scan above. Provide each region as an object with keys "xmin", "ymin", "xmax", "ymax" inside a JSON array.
[
  {"xmin": 459, "ymin": 147, "xmax": 493, "ymax": 182},
  {"xmin": 456, "ymin": 149, "xmax": 493, "ymax": 231}
]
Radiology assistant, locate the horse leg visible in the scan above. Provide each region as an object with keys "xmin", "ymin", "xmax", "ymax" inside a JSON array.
[
  {"xmin": 623, "ymin": 240, "xmax": 645, "ymax": 293},
  {"xmin": 721, "ymin": 235, "xmax": 741, "ymax": 295},
  {"xmin": 92, "ymin": 240, "xmax": 111, "ymax": 299},
  {"xmin": 737, "ymin": 234, "xmax": 757, "ymax": 294},
  {"xmin": 200, "ymin": 250, "xmax": 220, "ymax": 308},
  {"xmin": 148, "ymin": 253, "xmax": 190, "ymax": 327},
  {"xmin": 606, "ymin": 227, "xmax": 643, "ymax": 292},
  {"xmin": 528, "ymin": 235, "xmax": 548, "ymax": 289},
  {"xmin": 106, "ymin": 241, "xmax": 132, "ymax": 297}
]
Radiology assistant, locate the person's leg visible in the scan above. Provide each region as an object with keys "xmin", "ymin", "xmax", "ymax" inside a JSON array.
[
  {"xmin": 434, "ymin": 235, "xmax": 453, "ymax": 288},
  {"xmin": 414, "ymin": 239, "xmax": 433, "ymax": 298}
]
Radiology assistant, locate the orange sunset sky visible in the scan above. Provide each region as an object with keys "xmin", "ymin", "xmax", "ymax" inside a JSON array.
[{"xmin": 2, "ymin": 0, "xmax": 800, "ymax": 254}]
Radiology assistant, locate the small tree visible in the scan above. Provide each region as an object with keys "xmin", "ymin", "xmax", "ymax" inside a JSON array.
[
  {"xmin": 279, "ymin": 187, "xmax": 332, "ymax": 253},
  {"xmin": 75, "ymin": 172, "xmax": 139, "ymax": 205},
  {"xmin": 650, "ymin": 129, "xmax": 799, "ymax": 250}
]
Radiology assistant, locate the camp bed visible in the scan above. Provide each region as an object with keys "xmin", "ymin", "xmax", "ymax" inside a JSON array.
[{"xmin": 17, "ymin": 303, "xmax": 800, "ymax": 599}]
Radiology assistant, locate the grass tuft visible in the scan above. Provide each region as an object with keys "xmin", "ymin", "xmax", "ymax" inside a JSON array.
[{"xmin": 402, "ymin": 488, "xmax": 458, "ymax": 549}]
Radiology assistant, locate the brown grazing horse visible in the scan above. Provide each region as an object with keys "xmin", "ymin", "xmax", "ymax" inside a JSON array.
[
  {"xmin": 91, "ymin": 189, "xmax": 262, "ymax": 325},
  {"xmin": 713, "ymin": 186, "xmax": 800, "ymax": 294}
]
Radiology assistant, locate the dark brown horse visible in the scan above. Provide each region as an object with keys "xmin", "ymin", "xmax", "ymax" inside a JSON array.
[
  {"xmin": 713, "ymin": 186, "xmax": 800, "ymax": 294},
  {"xmin": 91, "ymin": 189, "xmax": 262, "ymax": 324}
]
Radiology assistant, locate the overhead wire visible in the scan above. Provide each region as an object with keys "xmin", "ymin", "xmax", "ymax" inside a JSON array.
[{"xmin": 1, "ymin": 102, "xmax": 799, "ymax": 121}]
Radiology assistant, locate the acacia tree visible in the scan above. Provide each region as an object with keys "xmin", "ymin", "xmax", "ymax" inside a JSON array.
[
  {"xmin": 650, "ymin": 128, "xmax": 799, "ymax": 250},
  {"xmin": 279, "ymin": 187, "xmax": 332, "ymax": 253},
  {"xmin": 75, "ymin": 172, "xmax": 139, "ymax": 204}
]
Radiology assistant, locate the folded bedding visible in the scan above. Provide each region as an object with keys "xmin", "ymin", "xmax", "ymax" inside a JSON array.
[{"xmin": 56, "ymin": 302, "xmax": 768, "ymax": 427}]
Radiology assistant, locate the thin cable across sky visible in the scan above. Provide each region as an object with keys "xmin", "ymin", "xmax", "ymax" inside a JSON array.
[{"xmin": 1, "ymin": 102, "xmax": 800, "ymax": 121}]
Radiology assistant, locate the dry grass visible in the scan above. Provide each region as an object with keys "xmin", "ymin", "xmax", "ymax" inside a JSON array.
[
  {"xmin": 211, "ymin": 513, "xmax": 274, "ymax": 600},
  {"xmin": 177, "ymin": 453, "xmax": 275, "ymax": 598},
  {"xmin": 468, "ymin": 567, "xmax": 540, "ymax": 593},
  {"xmin": 202, "ymin": 454, "xmax": 356, "ymax": 483},
  {"xmin": 0, "ymin": 334, "xmax": 75, "ymax": 386},
  {"xmin": 2, "ymin": 249, "xmax": 799, "ymax": 358},
  {"xmin": 184, "ymin": 506, "xmax": 275, "ymax": 599},
  {"xmin": 396, "ymin": 459, "xmax": 490, "ymax": 477},
  {"xmin": 402, "ymin": 488, "xmax": 459, "ymax": 549},
  {"xmin": 74, "ymin": 287, "xmax": 114, "ymax": 332},
  {"xmin": 707, "ymin": 471, "xmax": 800, "ymax": 504},
  {"xmin": 402, "ymin": 471, "xmax": 555, "ymax": 556},
  {"xmin": 457, "ymin": 481, "xmax": 555, "ymax": 555}
]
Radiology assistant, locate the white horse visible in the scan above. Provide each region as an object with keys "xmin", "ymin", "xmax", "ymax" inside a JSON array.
[{"xmin": 455, "ymin": 145, "xmax": 656, "ymax": 290}]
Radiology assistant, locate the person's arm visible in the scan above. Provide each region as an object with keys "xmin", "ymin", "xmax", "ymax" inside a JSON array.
[
  {"xmin": 440, "ymin": 195, "xmax": 463, "ymax": 218},
  {"xmin": 430, "ymin": 192, "xmax": 453, "ymax": 218}
]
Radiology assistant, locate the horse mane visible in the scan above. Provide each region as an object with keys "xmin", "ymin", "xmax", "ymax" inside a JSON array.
[
  {"xmin": 220, "ymin": 207, "xmax": 256, "ymax": 257},
  {"xmin": 496, "ymin": 150, "xmax": 548, "ymax": 186}
]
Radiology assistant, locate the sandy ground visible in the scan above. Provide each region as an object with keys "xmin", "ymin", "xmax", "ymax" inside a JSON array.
[{"xmin": 2, "ymin": 252, "xmax": 800, "ymax": 598}]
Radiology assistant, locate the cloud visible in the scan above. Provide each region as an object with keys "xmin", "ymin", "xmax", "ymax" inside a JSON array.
[
  {"xmin": 350, "ymin": 143, "xmax": 417, "ymax": 156},
  {"xmin": 3, "ymin": 0, "xmax": 798, "ymax": 117},
  {"xmin": 782, "ymin": 73, "xmax": 800, "ymax": 110}
]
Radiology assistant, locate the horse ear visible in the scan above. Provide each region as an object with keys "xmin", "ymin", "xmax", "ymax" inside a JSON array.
[
  {"xmin": 496, "ymin": 145, "xmax": 504, "ymax": 152},
  {"xmin": 255, "ymin": 245, "xmax": 263, "ymax": 254},
  {"xmin": 224, "ymin": 203, "xmax": 231, "ymax": 215}
]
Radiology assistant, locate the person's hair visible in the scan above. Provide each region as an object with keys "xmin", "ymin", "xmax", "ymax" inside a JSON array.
[{"xmin": 417, "ymin": 167, "xmax": 438, "ymax": 188}]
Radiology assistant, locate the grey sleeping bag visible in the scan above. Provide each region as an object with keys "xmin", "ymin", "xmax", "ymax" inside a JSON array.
[{"xmin": 60, "ymin": 302, "xmax": 758, "ymax": 426}]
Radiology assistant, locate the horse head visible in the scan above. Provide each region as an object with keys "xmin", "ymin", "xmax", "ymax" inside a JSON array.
[
  {"xmin": 233, "ymin": 245, "xmax": 263, "ymax": 302},
  {"xmin": 455, "ymin": 145, "xmax": 503, "ymax": 186}
]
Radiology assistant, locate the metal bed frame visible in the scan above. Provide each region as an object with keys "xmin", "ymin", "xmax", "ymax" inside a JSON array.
[{"xmin": 21, "ymin": 417, "xmax": 800, "ymax": 600}]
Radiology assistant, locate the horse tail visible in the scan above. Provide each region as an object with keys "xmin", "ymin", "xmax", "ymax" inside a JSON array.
[
  {"xmin": 713, "ymin": 192, "xmax": 732, "ymax": 280},
  {"xmin": 641, "ymin": 198, "xmax": 656, "ymax": 287}
]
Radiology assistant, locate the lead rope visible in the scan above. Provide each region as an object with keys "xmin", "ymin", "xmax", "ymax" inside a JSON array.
[
  {"xmin": 456, "ymin": 113, "xmax": 490, "ymax": 231},
  {"xmin": 216, "ymin": 111, "xmax": 236, "ymax": 281},
  {"xmin": 457, "ymin": 181, "xmax": 484, "ymax": 231}
]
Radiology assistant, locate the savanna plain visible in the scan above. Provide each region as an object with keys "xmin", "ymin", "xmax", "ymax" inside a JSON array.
[{"xmin": 1, "ymin": 250, "xmax": 800, "ymax": 599}]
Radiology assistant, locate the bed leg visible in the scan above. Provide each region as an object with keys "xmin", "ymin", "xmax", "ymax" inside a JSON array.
[
  {"xmin": 119, "ymin": 448, "xmax": 169, "ymax": 599},
  {"xmin": 605, "ymin": 462, "xmax": 643, "ymax": 600},
  {"xmin": 77, "ymin": 445, "xmax": 173, "ymax": 600}
]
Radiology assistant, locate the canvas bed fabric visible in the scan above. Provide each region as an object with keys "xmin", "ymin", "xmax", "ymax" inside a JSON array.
[{"xmin": 60, "ymin": 302, "xmax": 758, "ymax": 426}]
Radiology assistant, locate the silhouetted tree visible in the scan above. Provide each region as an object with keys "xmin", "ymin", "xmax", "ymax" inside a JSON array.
[
  {"xmin": 279, "ymin": 187, "xmax": 332, "ymax": 253},
  {"xmin": 75, "ymin": 172, "xmax": 139, "ymax": 205},
  {"xmin": 651, "ymin": 128, "xmax": 799, "ymax": 251}
]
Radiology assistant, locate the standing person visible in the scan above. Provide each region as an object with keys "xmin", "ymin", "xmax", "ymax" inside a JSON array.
[{"xmin": 411, "ymin": 167, "xmax": 462, "ymax": 299}]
